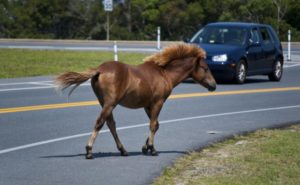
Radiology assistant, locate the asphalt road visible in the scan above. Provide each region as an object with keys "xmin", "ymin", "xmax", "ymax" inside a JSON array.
[
  {"xmin": 1, "ymin": 39, "xmax": 300, "ymax": 54},
  {"xmin": 1, "ymin": 60, "xmax": 300, "ymax": 185},
  {"xmin": 0, "ymin": 39, "xmax": 165, "ymax": 52}
]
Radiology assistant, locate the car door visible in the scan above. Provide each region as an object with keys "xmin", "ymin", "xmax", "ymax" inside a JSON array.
[
  {"xmin": 246, "ymin": 27, "xmax": 264, "ymax": 74},
  {"xmin": 258, "ymin": 27, "xmax": 276, "ymax": 71}
]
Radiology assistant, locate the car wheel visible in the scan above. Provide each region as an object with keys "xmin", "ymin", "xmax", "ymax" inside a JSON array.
[
  {"xmin": 235, "ymin": 61, "xmax": 247, "ymax": 84},
  {"xmin": 268, "ymin": 60, "xmax": 283, "ymax": 81}
]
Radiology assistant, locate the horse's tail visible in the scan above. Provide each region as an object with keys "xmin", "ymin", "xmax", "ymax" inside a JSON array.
[{"xmin": 55, "ymin": 68, "xmax": 99, "ymax": 96}]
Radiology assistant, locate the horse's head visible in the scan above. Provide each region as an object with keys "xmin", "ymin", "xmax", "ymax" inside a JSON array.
[{"xmin": 192, "ymin": 57, "xmax": 216, "ymax": 92}]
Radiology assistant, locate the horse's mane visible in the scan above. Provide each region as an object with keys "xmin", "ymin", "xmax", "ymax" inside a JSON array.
[{"xmin": 143, "ymin": 43, "xmax": 206, "ymax": 67}]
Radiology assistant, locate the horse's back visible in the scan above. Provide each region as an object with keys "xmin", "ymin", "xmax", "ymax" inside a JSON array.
[
  {"xmin": 94, "ymin": 61, "xmax": 158, "ymax": 108},
  {"xmin": 94, "ymin": 61, "xmax": 171, "ymax": 108}
]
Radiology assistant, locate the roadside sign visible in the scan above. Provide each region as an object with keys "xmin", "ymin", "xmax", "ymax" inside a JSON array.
[{"xmin": 103, "ymin": 0, "xmax": 113, "ymax": 12}]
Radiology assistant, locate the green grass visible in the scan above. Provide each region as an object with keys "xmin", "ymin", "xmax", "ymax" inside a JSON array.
[
  {"xmin": 152, "ymin": 124, "xmax": 300, "ymax": 185},
  {"xmin": 0, "ymin": 49, "xmax": 148, "ymax": 78}
]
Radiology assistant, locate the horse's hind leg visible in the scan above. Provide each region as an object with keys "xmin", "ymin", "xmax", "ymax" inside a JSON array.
[
  {"xmin": 107, "ymin": 114, "xmax": 128, "ymax": 156},
  {"xmin": 86, "ymin": 105, "xmax": 114, "ymax": 159}
]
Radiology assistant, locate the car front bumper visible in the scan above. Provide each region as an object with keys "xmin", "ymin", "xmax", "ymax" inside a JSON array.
[{"xmin": 207, "ymin": 60, "xmax": 237, "ymax": 80}]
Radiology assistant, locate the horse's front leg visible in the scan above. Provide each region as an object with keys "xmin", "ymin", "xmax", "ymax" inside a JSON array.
[
  {"xmin": 142, "ymin": 121, "xmax": 159, "ymax": 156},
  {"xmin": 142, "ymin": 101, "xmax": 163, "ymax": 156}
]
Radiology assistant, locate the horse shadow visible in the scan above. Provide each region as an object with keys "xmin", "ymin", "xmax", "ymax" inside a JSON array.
[{"xmin": 41, "ymin": 150, "xmax": 187, "ymax": 159}]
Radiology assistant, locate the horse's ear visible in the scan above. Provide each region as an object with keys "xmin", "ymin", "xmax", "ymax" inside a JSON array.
[
  {"xmin": 194, "ymin": 56, "xmax": 201, "ymax": 71},
  {"xmin": 199, "ymin": 48, "xmax": 207, "ymax": 59},
  {"xmin": 196, "ymin": 48, "xmax": 206, "ymax": 66}
]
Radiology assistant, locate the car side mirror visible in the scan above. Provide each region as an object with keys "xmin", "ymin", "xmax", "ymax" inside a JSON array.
[
  {"xmin": 249, "ymin": 38, "xmax": 254, "ymax": 45},
  {"xmin": 249, "ymin": 39, "xmax": 261, "ymax": 47}
]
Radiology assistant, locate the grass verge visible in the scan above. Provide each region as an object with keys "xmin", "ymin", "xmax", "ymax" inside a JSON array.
[
  {"xmin": 0, "ymin": 49, "xmax": 148, "ymax": 78},
  {"xmin": 152, "ymin": 124, "xmax": 300, "ymax": 185}
]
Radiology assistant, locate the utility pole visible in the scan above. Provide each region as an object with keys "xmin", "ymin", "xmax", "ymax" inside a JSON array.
[
  {"xmin": 106, "ymin": 12, "xmax": 110, "ymax": 41},
  {"xmin": 272, "ymin": 0, "xmax": 288, "ymax": 35},
  {"xmin": 103, "ymin": 0, "xmax": 113, "ymax": 41}
]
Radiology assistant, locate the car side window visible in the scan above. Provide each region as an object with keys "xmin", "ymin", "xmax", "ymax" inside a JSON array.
[
  {"xmin": 259, "ymin": 27, "xmax": 274, "ymax": 44},
  {"xmin": 250, "ymin": 28, "xmax": 260, "ymax": 44}
]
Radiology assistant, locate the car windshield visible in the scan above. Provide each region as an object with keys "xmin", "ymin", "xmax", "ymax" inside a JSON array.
[{"xmin": 190, "ymin": 26, "xmax": 247, "ymax": 46}]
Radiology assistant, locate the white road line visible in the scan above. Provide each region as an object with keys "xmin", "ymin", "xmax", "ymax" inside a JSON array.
[
  {"xmin": 0, "ymin": 86, "xmax": 56, "ymax": 92},
  {"xmin": 0, "ymin": 104, "xmax": 300, "ymax": 155},
  {"xmin": 28, "ymin": 82, "xmax": 54, "ymax": 86},
  {"xmin": 0, "ymin": 82, "xmax": 90, "ymax": 92},
  {"xmin": 7, "ymin": 46, "xmax": 57, "ymax": 50},
  {"xmin": 285, "ymin": 61, "xmax": 300, "ymax": 64},
  {"xmin": 0, "ymin": 81, "xmax": 53, "ymax": 86},
  {"xmin": 2, "ymin": 45, "xmax": 157, "ymax": 52},
  {"xmin": 284, "ymin": 63, "xmax": 300, "ymax": 68}
]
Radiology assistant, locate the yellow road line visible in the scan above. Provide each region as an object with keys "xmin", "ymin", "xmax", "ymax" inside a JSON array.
[
  {"xmin": 169, "ymin": 86, "xmax": 300, "ymax": 99},
  {"xmin": 0, "ymin": 101, "xmax": 98, "ymax": 114},
  {"xmin": 1, "ymin": 86, "xmax": 300, "ymax": 114}
]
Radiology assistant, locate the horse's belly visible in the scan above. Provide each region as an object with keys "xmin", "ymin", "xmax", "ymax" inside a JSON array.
[
  {"xmin": 119, "ymin": 93, "xmax": 151, "ymax": 109},
  {"xmin": 119, "ymin": 96, "xmax": 149, "ymax": 109}
]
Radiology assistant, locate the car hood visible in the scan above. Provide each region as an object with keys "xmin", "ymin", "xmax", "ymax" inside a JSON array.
[{"xmin": 198, "ymin": 43, "xmax": 242, "ymax": 56}]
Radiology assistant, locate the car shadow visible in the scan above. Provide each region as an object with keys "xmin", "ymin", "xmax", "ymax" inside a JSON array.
[
  {"xmin": 216, "ymin": 78, "xmax": 271, "ymax": 85},
  {"xmin": 40, "ymin": 150, "xmax": 187, "ymax": 159},
  {"xmin": 244, "ymin": 78, "xmax": 271, "ymax": 84},
  {"xmin": 183, "ymin": 77, "xmax": 271, "ymax": 85}
]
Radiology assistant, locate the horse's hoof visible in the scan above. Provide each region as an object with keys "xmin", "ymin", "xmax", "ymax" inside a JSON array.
[
  {"xmin": 151, "ymin": 151, "xmax": 158, "ymax": 156},
  {"xmin": 121, "ymin": 150, "xmax": 129, "ymax": 156},
  {"xmin": 148, "ymin": 145, "xmax": 158, "ymax": 156},
  {"xmin": 85, "ymin": 146, "xmax": 93, "ymax": 159},
  {"xmin": 142, "ymin": 145, "xmax": 148, "ymax": 155},
  {"xmin": 85, "ymin": 153, "xmax": 93, "ymax": 159}
]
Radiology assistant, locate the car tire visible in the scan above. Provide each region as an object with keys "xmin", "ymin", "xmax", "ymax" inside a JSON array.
[
  {"xmin": 268, "ymin": 60, "xmax": 283, "ymax": 81},
  {"xmin": 235, "ymin": 60, "xmax": 247, "ymax": 84}
]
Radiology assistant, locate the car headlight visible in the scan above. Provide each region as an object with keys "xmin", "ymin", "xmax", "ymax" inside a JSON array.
[{"xmin": 212, "ymin": 54, "xmax": 228, "ymax": 62}]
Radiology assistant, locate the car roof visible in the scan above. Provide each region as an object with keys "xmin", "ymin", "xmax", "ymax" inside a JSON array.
[{"xmin": 206, "ymin": 22, "xmax": 270, "ymax": 28}]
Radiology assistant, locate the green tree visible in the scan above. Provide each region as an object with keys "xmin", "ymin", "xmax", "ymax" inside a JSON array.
[
  {"xmin": 0, "ymin": 0, "xmax": 300, "ymax": 41},
  {"xmin": 285, "ymin": 0, "xmax": 300, "ymax": 30},
  {"xmin": 0, "ymin": 0, "xmax": 9, "ymax": 37}
]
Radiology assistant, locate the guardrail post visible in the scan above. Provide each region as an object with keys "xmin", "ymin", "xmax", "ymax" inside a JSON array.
[
  {"xmin": 287, "ymin": 29, "xmax": 291, "ymax": 61},
  {"xmin": 106, "ymin": 12, "xmax": 110, "ymax": 41},
  {"xmin": 114, "ymin": 41, "xmax": 118, "ymax": 61},
  {"xmin": 157, "ymin": 27, "xmax": 161, "ymax": 50}
]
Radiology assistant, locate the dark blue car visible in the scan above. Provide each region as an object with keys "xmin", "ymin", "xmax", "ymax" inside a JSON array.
[{"xmin": 189, "ymin": 22, "xmax": 284, "ymax": 83}]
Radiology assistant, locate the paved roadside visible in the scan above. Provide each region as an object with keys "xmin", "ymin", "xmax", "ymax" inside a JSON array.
[{"xmin": 0, "ymin": 39, "xmax": 299, "ymax": 52}]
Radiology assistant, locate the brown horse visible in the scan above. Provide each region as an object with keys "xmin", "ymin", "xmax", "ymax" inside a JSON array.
[{"xmin": 55, "ymin": 43, "xmax": 216, "ymax": 159}]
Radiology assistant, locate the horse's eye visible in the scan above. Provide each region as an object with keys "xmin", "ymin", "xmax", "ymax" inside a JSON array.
[{"xmin": 200, "ymin": 66, "xmax": 208, "ymax": 72}]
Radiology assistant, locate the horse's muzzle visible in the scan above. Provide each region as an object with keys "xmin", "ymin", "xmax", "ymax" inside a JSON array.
[{"xmin": 208, "ymin": 83, "xmax": 216, "ymax": 92}]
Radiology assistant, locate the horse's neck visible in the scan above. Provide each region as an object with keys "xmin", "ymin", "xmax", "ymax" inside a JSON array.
[{"xmin": 164, "ymin": 58, "xmax": 194, "ymax": 87}]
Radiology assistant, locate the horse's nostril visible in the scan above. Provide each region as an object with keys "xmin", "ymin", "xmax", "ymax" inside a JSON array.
[{"xmin": 209, "ymin": 84, "xmax": 216, "ymax": 92}]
